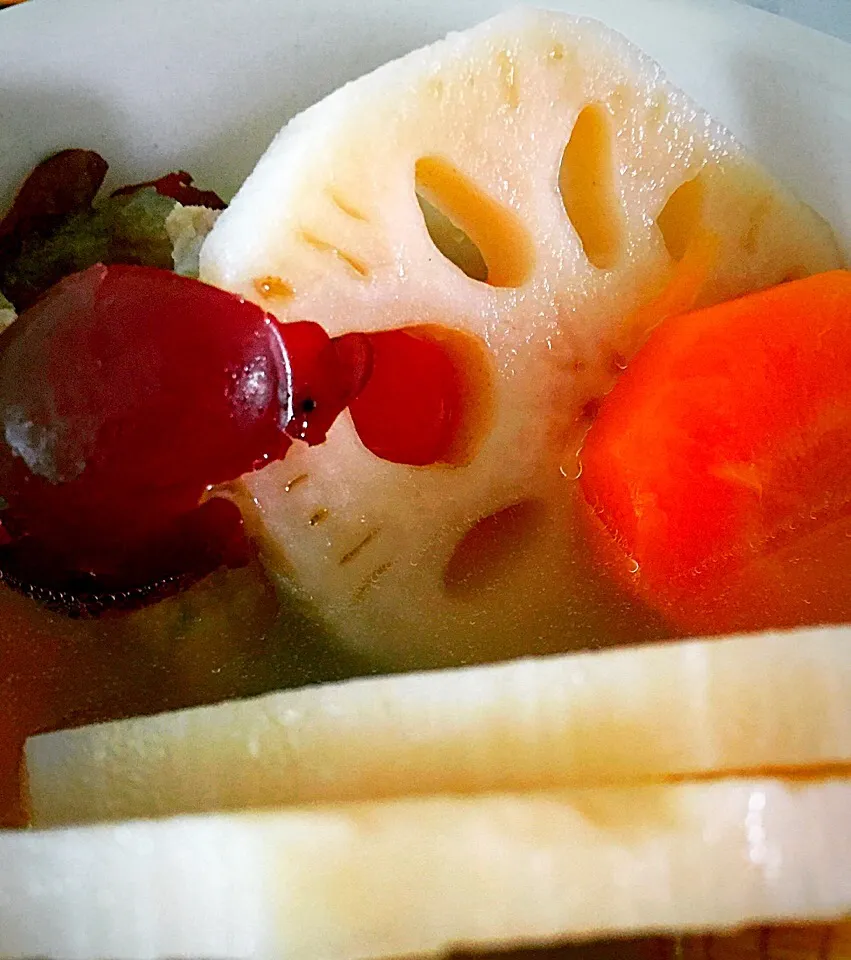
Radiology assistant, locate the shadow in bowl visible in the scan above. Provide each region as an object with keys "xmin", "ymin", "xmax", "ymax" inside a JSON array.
[{"xmin": 729, "ymin": 50, "xmax": 850, "ymax": 260}]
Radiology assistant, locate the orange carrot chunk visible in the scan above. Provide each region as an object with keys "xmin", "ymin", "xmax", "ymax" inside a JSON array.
[{"xmin": 580, "ymin": 270, "xmax": 851, "ymax": 636}]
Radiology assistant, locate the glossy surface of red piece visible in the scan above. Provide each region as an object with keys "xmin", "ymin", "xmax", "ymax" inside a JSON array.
[
  {"xmin": 0, "ymin": 265, "xmax": 351, "ymax": 610},
  {"xmin": 348, "ymin": 329, "xmax": 460, "ymax": 466}
]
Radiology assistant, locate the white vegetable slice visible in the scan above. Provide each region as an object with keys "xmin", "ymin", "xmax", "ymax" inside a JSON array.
[
  {"xmin": 3, "ymin": 778, "xmax": 851, "ymax": 960},
  {"xmin": 27, "ymin": 625, "xmax": 851, "ymax": 826},
  {"xmin": 165, "ymin": 203, "xmax": 221, "ymax": 277},
  {"xmin": 200, "ymin": 7, "xmax": 841, "ymax": 671}
]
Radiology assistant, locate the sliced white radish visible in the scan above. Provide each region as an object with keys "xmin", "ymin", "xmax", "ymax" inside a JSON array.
[
  {"xmin": 4, "ymin": 778, "xmax": 851, "ymax": 960},
  {"xmin": 27, "ymin": 625, "xmax": 851, "ymax": 826},
  {"xmin": 200, "ymin": 7, "xmax": 842, "ymax": 671}
]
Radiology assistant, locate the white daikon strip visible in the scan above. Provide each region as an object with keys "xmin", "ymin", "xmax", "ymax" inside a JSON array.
[
  {"xmin": 28, "ymin": 625, "xmax": 851, "ymax": 826},
  {"xmin": 4, "ymin": 778, "xmax": 851, "ymax": 960}
]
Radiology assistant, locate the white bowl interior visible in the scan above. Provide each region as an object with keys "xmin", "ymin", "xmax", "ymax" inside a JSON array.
[{"xmin": 1, "ymin": 0, "xmax": 849, "ymax": 256}]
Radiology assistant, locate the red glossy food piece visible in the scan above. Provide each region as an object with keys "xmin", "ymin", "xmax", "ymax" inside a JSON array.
[
  {"xmin": 282, "ymin": 325, "xmax": 372, "ymax": 446},
  {"xmin": 348, "ymin": 328, "xmax": 461, "ymax": 466},
  {"xmin": 112, "ymin": 171, "xmax": 226, "ymax": 210},
  {"xmin": 0, "ymin": 149, "xmax": 107, "ymax": 246},
  {"xmin": 580, "ymin": 270, "xmax": 851, "ymax": 635},
  {"xmin": 0, "ymin": 264, "xmax": 350, "ymax": 611}
]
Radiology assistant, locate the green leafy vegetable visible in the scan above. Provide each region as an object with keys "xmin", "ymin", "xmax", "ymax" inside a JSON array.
[{"xmin": 0, "ymin": 189, "xmax": 177, "ymax": 310}]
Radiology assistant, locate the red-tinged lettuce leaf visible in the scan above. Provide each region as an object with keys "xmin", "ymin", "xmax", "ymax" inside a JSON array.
[
  {"xmin": 0, "ymin": 150, "xmax": 108, "ymax": 246},
  {"xmin": 0, "ymin": 150, "xmax": 227, "ymax": 310},
  {"xmin": 113, "ymin": 171, "xmax": 227, "ymax": 210}
]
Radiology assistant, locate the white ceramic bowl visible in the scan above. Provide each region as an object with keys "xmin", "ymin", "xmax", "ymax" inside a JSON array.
[
  {"xmin": 2, "ymin": 0, "xmax": 850, "ymax": 256},
  {"xmin": 0, "ymin": 0, "xmax": 849, "ymax": 705},
  {"xmin": 0, "ymin": 5, "xmax": 850, "ymax": 955}
]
